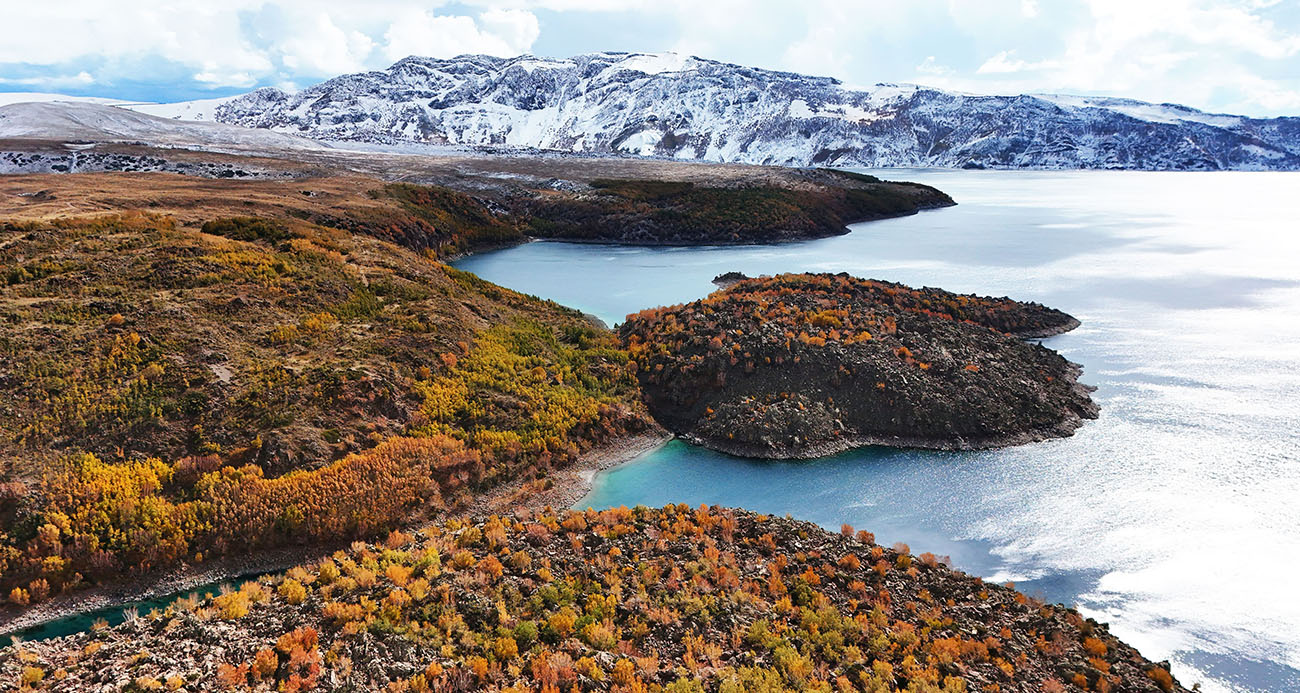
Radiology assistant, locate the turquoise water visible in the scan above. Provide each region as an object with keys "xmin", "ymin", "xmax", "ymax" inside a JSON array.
[
  {"xmin": 8, "ymin": 576, "xmax": 264, "ymax": 643},
  {"xmin": 456, "ymin": 170, "xmax": 1300, "ymax": 693}
]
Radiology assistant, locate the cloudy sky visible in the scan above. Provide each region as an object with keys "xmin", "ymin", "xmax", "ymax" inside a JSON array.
[{"xmin": 1, "ymin": 0, "xmax": 1298, "ymax": 116}]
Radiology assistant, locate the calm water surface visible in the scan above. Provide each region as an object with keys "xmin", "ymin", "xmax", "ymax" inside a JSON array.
[{"xmin": 455, "ymin": 170, "xmax": 1300, "ymax": 693}]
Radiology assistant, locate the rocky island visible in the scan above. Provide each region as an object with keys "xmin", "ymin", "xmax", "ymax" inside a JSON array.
[{"xmin": 621, "ymin": 273, "xmax": 1097, "ymax": 458}]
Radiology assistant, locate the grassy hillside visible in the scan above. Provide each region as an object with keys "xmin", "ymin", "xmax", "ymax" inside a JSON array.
[
  {"xmin": 0, "ymin": 169, "xmax": 952, "ymax": 605},
  {"xmin": 0, "ymin": 209, "xmax": 650, "ymax": 603}
]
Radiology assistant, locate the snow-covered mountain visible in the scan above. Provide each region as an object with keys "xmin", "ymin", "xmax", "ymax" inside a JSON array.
[
  {"xmin": 5, "ymin": 55, "xmax": 1298, "ymax": 170},
  {"xmin": 197, "ymin": 52, "xmax": 1300, "ymax": 170},
  {"xmin": 0, "ymin": 92, "xmax": 147, "ymax": 108}
]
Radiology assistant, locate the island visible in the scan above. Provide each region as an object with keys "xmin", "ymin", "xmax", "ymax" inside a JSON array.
[{"xmin": 621, "ymin": 273, "xmax": 1097, "ymax": 458}]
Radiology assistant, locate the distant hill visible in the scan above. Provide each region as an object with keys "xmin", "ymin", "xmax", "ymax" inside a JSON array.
[{"xmin": 0, "ymin": 101, "xmax": 327, "ymax": 153}]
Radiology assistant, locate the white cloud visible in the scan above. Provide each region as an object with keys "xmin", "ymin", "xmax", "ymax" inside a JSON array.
[
  {"xmin": 1083, "ymin": 0, "xmax": 1300, "ymax": 59},
  {"xmin": 916, "ymin": 56, "xmax": 953, "ymax": 77},
  {"xmin": 479, "ymin": 8, "xmax": 543, "ymax": 51},
  {"xmin": 783, "ymin": 26, "xmax": 852, "ymax": 79},
  {"xmin": 193, "ymin": 71, "xmax": 259, "ymax": 88},
  {"xmin": 977, "ymin": 50, "xmax": 1060, "ymax": 74},
  {"xmin": 383, "ymin": 9, "xmax": 540, "ymax": 62},
  {"xmin": 912, "ymin": 0, "xmax": 1300, "ymax": 115},
  {"xmin": 0, "ymin": 71, "xmax": 96, "ymax": 88},
  {"xmin": 0, "ymin": 1, "xmax": 542, "ymax": 90},
  {"xmin": 278, "ymin": 13, "xmax": 376, "ymax": 75}
]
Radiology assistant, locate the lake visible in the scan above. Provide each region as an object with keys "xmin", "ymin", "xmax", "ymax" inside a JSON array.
[{"xmin": 455, "ymin": 170, "xmax": 1300, "ymax": 693}]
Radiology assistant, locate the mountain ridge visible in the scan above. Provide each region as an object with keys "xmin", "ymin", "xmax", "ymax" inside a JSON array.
[{"xmin": 146, "ymin": 51, "xmax": 1300, "ymax": 170}]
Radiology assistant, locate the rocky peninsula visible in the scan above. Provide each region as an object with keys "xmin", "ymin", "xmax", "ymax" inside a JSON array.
[{"xmin": 1, "ymin": 505, "xmax": 1184, "ymax": 692}]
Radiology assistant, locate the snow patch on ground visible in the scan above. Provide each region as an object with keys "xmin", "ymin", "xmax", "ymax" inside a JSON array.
[
  {"xmin": 864, "ymin": 84, "xmax": 923, "ymax": 105},
  {"xmin": 1034, "ymin": 94, "xmax": 1244, "ymax": 129},
  {"xmin": 610, "ymin": 53, "xmax": 693, "ymax": 76},
  {"xmin": 790, "ymin": 99, "xmax": 889, "ymax": 124},
  {"xmin": 514, "ymin": 58, "xmax": 575, "ymax": 73},
  {"xmin": 1240, "ymin": 144, "xmax": 1283, "ymax": 159},
  {"xmin": 615, "ymin": 130, "xmax": 662, "ymax": 156}
]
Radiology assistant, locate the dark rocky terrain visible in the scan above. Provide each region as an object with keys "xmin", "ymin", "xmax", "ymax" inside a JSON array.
[
  {"xmin": 1, "ymin": 149, "xmax": 294, "ymax": 178},
  {"xmin": 621, "ymin": 273, "xmax": 1097, "ymax": 457},
  {"xmin": 0, "ymin": 506, "xmax": 1185, "ymax": 692}
]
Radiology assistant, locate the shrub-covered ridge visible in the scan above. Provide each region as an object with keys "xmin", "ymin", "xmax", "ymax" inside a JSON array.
[
  {"xmin": 521, "ymin": 172, "xmax": 954, "ymax": 246},
  {"xmin": 0, "ymin": 505, "xmax": 1185, "ymax": 692},
  {"xmin": 0, "ymin": 212, "xmax": 650, "ymax": 604},
  {"xmin": 621, "ymin": 273, "xmax": 1096, "ymax": 457}
]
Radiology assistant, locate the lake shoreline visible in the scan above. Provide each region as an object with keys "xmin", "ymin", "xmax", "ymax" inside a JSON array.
[{"xmin": 467, "ymin": 428, "xmax": 675, "ymax": 515}]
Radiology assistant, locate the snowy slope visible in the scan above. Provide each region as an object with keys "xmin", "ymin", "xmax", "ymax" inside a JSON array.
[
  {"xmin": 0, "ymin": 101, "xmax": 329, "ymax": 152},
  {"xmin": 129, "ymin": 96, "xmax": 241, "ymax": 122},
  {"xmin": 0, "ymin": 92, "xmax": 147, "ymax": 107}
]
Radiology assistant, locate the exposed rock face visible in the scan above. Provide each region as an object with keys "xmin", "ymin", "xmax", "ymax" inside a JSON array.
[
  {"xmin": 620, "ymin": 273, "xmax": 1097, "ymax": 457},
  {"xmin": 0, "ymin": 149, "xmax": 294, "ymax": 178},
  {"xmin": 204, "ymin": 52, "xmax": 1300, "ymax": 170}
]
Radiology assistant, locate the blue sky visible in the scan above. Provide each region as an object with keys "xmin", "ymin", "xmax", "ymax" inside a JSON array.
[{"xmin": 1, "ymin": 1, "xmax": 1298, "ymax": 116}]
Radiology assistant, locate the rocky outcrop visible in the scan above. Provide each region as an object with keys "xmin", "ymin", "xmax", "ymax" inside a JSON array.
[{"xmin": 621, "ymin": 273, "xmax": 1097, "ymax": 457}]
